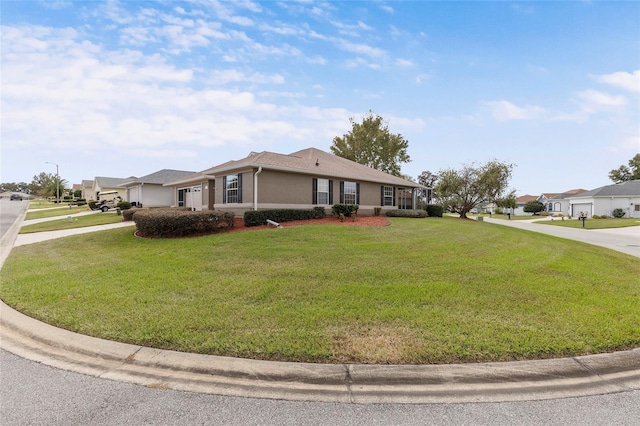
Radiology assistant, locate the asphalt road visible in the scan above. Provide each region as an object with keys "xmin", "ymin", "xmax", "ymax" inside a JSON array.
[{"xmin": 1, "ymin": 199, "xmax": 639, "ymax": 425}]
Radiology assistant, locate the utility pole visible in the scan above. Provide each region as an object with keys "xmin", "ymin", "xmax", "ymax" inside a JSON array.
[{"xmin": 46, "ymin": 162, "xmax": 59, "ymax": 203}]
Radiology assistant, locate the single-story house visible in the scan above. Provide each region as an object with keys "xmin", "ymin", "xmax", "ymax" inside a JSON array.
[
  {"xmin": 566, "ymin": 180, "xmax": 640, "ymax": 218},
  {"xmin": 90, "ymin": 176, "xmax": 133, "ymax": 201},
  {"xmin": 513, "ymin": 189, "xmax": 586, "ymax": 216},
  {"xmin": 80, "ymin": 180, "xmax": 94, "ymax": 200},
  {"xmin": 165, "ymin": 147, "xmax": 428, "ymax": 215},
  {"xmin": 119, "ymin": 169, "xmax": 195, "ymax": 207},
  {"xmin": 513, "ymin": 194, "xmax": 538, "ymax": 215}
]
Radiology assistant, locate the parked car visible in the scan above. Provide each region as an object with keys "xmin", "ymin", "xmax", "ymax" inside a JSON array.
[{"xmin": 10, "ymin": 193, "xmax": 25, "ymax": 201}]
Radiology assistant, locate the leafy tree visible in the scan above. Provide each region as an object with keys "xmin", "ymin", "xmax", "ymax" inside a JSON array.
[
  {"xmin": 45, "ymin": 176, "xmax": 68, "ymax": 199},
  {"xmin": 496, "ymin": 192, "xmax": 517, "ymax": 210},
  {"xmin": 523, "ymin": 200, "xmax": 545, "ymax": 215},
  {"xmin": 331, "ymin": 111, "xmax": 410, "ymax": 177},
  {"xmin": 435, "ymin": 160, "xmax": 514, "ymax": 218},
  {"xmin": 0, "ymin": 182, "xmax": 31, "ymax": 193},
  {"xmin": 608, "ymin": 153, "xmax": 640, "ymax": 183},
  {"xmin": 29, "ymin": 172, "xmax": 55, "ymax": 196},
  {"xmin": 417, "ymin": 171, "xmax": 438, "ymax": 188}
]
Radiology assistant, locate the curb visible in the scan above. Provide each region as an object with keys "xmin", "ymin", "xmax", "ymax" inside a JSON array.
[{"xmin": 2, "ymin": 300, "xmax": 639, "ymax": 404}]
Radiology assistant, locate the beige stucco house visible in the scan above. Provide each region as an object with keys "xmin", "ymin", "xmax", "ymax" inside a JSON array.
[
  {"xmin": 165, "ymin": 147, "xmax": 427, "ymax": 215},
  {"xmin": 120, "ymin": 169, "xmax": 194, "ymax": 207},
  {"xmin": 90, "ymin": 176, "xmax": 132, "ymax": 201}
]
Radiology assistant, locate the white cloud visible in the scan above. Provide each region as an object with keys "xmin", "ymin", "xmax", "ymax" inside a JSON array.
[
  {"xmin": 487, "ymin": 101, "xmax": 545, "ymax": 122},
  {"xmin": 576, "ymin": 89, "xmax": 627, "ymax": 112},
  {"xmin": 209, "ymin": 69, "xmax": 285, "ymax": 85},
  {"xmin": 590, "ymin": 70, "xmax": 640, "ymax": 93}
]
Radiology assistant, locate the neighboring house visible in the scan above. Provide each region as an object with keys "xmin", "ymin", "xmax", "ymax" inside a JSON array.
[
  {"xmin": 543, "ymin": 189, "xmax": 587, "ymax": 216},
  {"xmin": 165, "ymin": 147, "xmax": 427, "ymax": 215},
  {"xmin": 119, "ymin": 169, "xmax": 195, "ymax": 207},
  {"xmin": 81, "ymin": 180, "xmax": 94, "ymax": 200},
  {"xmin": 513, "ymin": 189, "xmax": 586, "ymax": 216},
  {"xmin": 91, "ymin": 176, "xmax": 133, "ymax": 201},
  {"xmin": 513, "ymin": 195, "xmax": 538, "ymax": 215},
  {"xmin": 566, "ymin": 180, "xmax": 640, "ymax": 218}
]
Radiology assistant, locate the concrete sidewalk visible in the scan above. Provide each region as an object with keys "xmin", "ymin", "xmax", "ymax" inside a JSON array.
[{"xmin": 14, "ymin": 221, "xmax": 135, "ymax": 247}]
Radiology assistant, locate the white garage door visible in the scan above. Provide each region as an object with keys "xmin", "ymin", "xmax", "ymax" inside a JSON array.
[{"xmin": 571, "ymin": 203, "xmax": 592, "ymax": 217}]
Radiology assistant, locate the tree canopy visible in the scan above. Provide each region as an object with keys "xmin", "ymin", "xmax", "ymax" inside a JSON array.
[
  {"xmin": 523, "ymin": 200, "xmax": 545, "ymax": 215},
  {"xmin": 435, "ymin": 160, "xmax": 514, "ymax": 218},
  {"xmin": 331, "ymin": 111, "xmax": 410, "ymax": 177},
  {"xmin": 608, "ymin": 153, "xmax": 640, "ymax": 183}
]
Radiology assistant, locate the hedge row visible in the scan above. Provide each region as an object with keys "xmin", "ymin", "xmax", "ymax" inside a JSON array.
[
  {"xmin": 244, "ymin": 207, "xmax": 326, "ymax": 227},
  {"xmin": 133, "ymin": 209, "xmax": 235, "ymax": 238},
  {"xmin": 385, "ymin": 209, "xmax": 428, "ymax": 218},
  {"xmin": 426, "ymin": 204, "xmax": 444, "ymax": 217}
]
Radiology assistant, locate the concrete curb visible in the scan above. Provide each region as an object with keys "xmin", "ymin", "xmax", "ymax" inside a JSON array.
[
  {"xmin": 0, "ymin": 202, "xmax": 28, "ymax": 269},
  {"xmin": 1, "ymin": 300, "xmax": 639, "ymax": 404}
]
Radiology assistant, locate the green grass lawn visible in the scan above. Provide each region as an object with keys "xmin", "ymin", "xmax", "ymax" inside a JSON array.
[
  {"xmin": 25, "ymin": 206, "xmax": 93, "ymax": 220},
  {"xmin": 1, "ymin": 217, "xmax": 638, "ymax": 364},
  {"xmin": 19, "ymin": 213, "xmax": 125, "ymax": 233},
  {"xmin": 537, "ymin": 218, "xmax": 640, "ymax": 229},
  {"xmin": 28, "ymin": 200, "xmax": 61, "ymax": 210}
]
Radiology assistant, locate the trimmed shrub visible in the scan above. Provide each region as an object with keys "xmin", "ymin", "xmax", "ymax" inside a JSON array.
[
  {"xmin": 133, "ymin": 209, "xmax": 235, "ymax": 238},
  {"xmin": 425, "ymin": 204, "xmax": 444, "ymax": 217},
  {"xmin": 385, "ymin": 209, "xmax": 428, "ymax": 218},
  {"xmin": 331, "ymin": 204, "xmax": 359, "ymax": 217},
  {"xmin": 117, "ymin": 201, "xmax": 132, "ymax": 210},
  {"xmin": 613, "ymin": 208, "xmax": 626, "ymax": 218},
  {"xmin": 243, "ymin": 208, "xmax": 326, "ymax": 227},
  {"xmin": 122, "ymin": 207, "xmax": 145, "ymax": 221}
]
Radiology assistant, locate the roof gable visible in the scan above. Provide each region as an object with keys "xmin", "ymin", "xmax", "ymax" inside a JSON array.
[
  {"xmin": 568, "ymin": 180, "xmax": 640, "ymax": 198},
  {"xmin": 121, "ymin": 169, "xmax": 195, "ymax": 186}
]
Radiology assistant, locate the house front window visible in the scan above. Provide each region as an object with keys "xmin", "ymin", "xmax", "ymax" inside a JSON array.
[
  {"xmin": 224, "ymin": 174, "xmax": 240, "ymax": 204},
  {"xmin": 382, "ymin": 186, "xmax": 394, "ymax": 206},
  {"xmin": 317, "ymin": 178, "xmax": 329, "ymax": 205},
  {"xmin": 548, "ymin": 203, "xmax": 553, "ymax": 212},
  {"xmin": 343, "ymin": 181, "xmax": 357, "ymax": 204}
]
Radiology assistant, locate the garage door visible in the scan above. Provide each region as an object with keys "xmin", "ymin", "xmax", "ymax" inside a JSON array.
[{"xmin": 571, "ymin": 203, "xmax": 592, "ymax": 217}]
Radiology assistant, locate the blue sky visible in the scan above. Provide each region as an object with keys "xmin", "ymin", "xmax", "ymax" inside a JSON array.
[{"xmin": 2, "ymin": 1, "xmax": 638, "ymax": 195}]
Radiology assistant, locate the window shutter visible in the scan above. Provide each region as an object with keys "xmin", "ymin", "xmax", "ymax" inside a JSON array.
[
  {"xmin": 312, "ymin": 178, "xmax": 318, "ymax": 204},
  {"xmin": 237, "ymin": 173, "xmax": 243, "ymax": 203},
  {"xmin": 329, "ymin": 180, "xmax": 333, "ymax": 204},
  {"xmin": 356, "ymin": 183, "xmax": 360, "ymax": 204},
  {"xmin": 393, "ymin": 187, "xmax": 396, "ymax": 206},
  {"xmin": 339, "ymin": 181, "xmax": 344, "ymax": 203},
  {"xmin": 222, "ymin": 176, "xmax": 227, "ymax": 204},
  {"xmin": 381, "ymin": 186, "xmax": 384, "ymax": 206}
]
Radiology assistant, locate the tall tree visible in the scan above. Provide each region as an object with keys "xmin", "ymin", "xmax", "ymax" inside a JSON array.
[
  {"xmin": 417, "ymin": 170, "xmax": 438, "ymax": 188},
  {"xmin": 331, "ymin": 111, "xmax": 411, "ymax": 177},
  {"xmin": 608, "ymin": 153, "xmax": 640, "ymax": 183},
  {"xmin": 435, "ymin": 160, "xmax": 514, "ymax": 218},
  {"xmin": 29, "ymin": 172, "xmax": 55, "ymax": 196}
]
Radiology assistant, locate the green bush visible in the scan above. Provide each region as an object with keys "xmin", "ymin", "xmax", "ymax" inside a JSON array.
[
  {"xmin": 133, "ymin": 209, "xmax": 235, "ymax": 238},
  {"xmin": 243, "ymin": 208, "xmax": 326, "ymax": 227},
  {"xmin": 117, "ymin": 201, "xmax": 132, "ymax": 210},
  {"xmin": 613, "ymin": 208, "xmax": 626, "ymax": 218},
  {"xmin": 122, "ymin": 207, "xmax": 145, "ymax": 221},
  {"xmin": 385, "ymin": 209, "xmax": 428, "ymax": 218},
  {"xmin": 425, "ymin": 204, "xmax": 444, "ymax": 217},
  {"xmin": 331, "ymin": 204, "xmax": 359, "ymax": 218}
]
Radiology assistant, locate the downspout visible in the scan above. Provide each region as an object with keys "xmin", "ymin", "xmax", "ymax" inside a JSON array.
[{"xmin": 253, "ymin": 166, "xmax": 262, "ymax": 211}]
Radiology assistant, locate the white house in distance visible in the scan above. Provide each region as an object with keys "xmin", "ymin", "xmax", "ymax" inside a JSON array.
[
  {"xmin": 566, "ymin": 179, "xmax": 640, "ymax": 218},
  {"xmin": 120, "ymin": 169, "xmax": 195, "ymax": 207},
  {"xmin": 512, "ymin": 189, "xmax": 586, "ymax": 216}
]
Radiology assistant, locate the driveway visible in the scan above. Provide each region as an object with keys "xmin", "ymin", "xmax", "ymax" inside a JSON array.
[{"xmin": 483, "ymin": 217, "xmax": 640, "ymax": 258}]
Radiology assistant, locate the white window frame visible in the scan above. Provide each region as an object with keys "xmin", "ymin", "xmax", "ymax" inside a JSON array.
[{"xmin": 317, "ymin": 178, "xmax": 329, "ymax": 205}]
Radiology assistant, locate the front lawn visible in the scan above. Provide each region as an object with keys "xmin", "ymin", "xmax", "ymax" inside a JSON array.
[
  {"xmin": 25, "ymin": 206, "xmax": 93, "ymax": 220},
  {"xmin": 19, "ymin": 213, "xmax": 125, "ymax": 233},
  {"xmin": 1, "ymin": 217, "xmax": 638, "ymax": 364}
]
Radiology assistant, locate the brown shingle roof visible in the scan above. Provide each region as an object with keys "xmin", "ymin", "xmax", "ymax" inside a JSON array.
[{"xmin": 203, "ymin": 147, "xmax": 421, "ymax": 188}]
